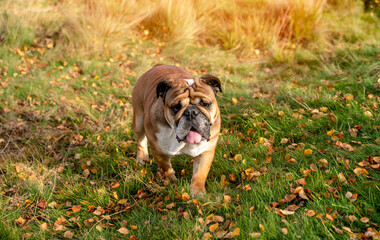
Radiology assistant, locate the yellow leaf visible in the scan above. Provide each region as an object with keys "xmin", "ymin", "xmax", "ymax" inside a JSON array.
[
  {"xmin": 182, "ymin": 193, "xmax": 190, "ymax": 201},
  {"xmin": 130, "ymin": 224, "xmax": 138, "ymax": 230},
  {"xmin": 232, "ymin": 228, "xmax": 241, "ymax": 236},
  {"xmin": 232, "ymin": 97, "xmax": 238, "ymax": 105},
  {"xmin": 259, "ymin": 224, "xmax": 265, "ymax": 232},
  {"xmin": 234, "ymin": 154, "xmax": 242, "ymax": 162},
  {"xmin": 303, "ymin": 149, "xmax": 313, "ymax": 156},
  {"xmin": 353, "ymin": 167, "xmax": 369, "ymax": 176},
  {"xmin": 209, "ymin": 222, "xmax": 219, "ymax": 232},
  {"xmin": 327, "ymin": 129, "xmax": 335, "ymax": 136}
]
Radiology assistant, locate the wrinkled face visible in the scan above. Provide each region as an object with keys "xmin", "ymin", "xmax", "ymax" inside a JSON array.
[{"xmin": 157, "ymin": 76, "xmax": 222, "ymax": 144}]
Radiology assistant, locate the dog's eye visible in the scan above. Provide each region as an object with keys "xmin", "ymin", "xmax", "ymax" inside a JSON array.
[
  {"xmin": 200, "ymin": 100, "xmax": 211, "ymax": 109},
  {"xmin": 170, "ymin": 103, "xmax": 181, "ymax": 113}
]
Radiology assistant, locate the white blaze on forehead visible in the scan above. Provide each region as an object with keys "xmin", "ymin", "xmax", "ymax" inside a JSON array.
[{"xmin": 184, "ymin": 78, "xmax": 194, "ymax": 85}]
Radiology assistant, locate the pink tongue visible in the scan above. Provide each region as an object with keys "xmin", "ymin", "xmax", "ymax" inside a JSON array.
[{"xmin": 186, "ymin": 130, "xmax": 202, "ymax": 144}]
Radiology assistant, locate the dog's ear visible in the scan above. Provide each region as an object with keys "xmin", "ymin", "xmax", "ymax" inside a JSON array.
[
  {"xmin": 156, "ymin": 80, "xmax": 172, "ymax": 103},
  {"xmin": 200, "ymin": 74, "xmax": 222, "ymax": 94}
]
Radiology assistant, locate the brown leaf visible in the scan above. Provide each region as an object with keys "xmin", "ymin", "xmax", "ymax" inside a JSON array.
[
  {"xmin": 326, "ymin": 214, "xmax": 334, "ymax": 221},
  {"xmin": 166, "ymin": 202, "xmax": 175, "ymax": 209},
  {"xmin": 287, "ymin": 158, "xmax": 297, "ymax": 164},
  {"xmin": 212, "ymin": 215, "xmax": 225, "ymax": 223},
  {"xmin": 305, "ymin": 210, "xmax": 316, "ymax": 217},
  {"xmin": 342, "ymin": 227, "xmax": 353, "ymax": 233},
  {"xmin": 360, "ymin": 217, "xmax": 369, "ymax": 223},
  {"xmin": 299, "ymin": 188, "xmax": 309, "ymax": 200},
  {"xmin": 296, "ymin": 178, "xmax": 307, "ymax": 185},
  {"xmin": 249, "ymin": 232, "xmax": 262, "ymax": 238},
  {"xmin": 37, "ymin": 200, "xmax": 48, "ymax": 209},
  {"xmin": 338, "ymin": 173, "xmax": 347, "ymax": 184},
  {"xmin": 347, "ymin": 215, "xmax": 357, "ymax": 222},
  {"xmin": 332, "ymin": 225, "xmax": 343, "ymax": 234},
  {"xmin": 118, "ymin": 227, "xmax": 130, "ymax": 235},
  {"xmin": 214, "ymin": 230, "xmax": 227, "ymax": 238},
  {"xmin": 39, "ymin": 222, "xmax": 48, "ymax": 231},
  {"xmin": 223, "ymin": 195, "xmax": 232, "ymax": 203},
  {"xmin": 63, "ymin": 230, "xmax": 74, "ymax": 239},
  {"xmin": 310, "ymin": 163, "xmax": 318, "ymax": 172},
  {"xmin": 15, "ymin": 216, "xmax": 26, "ymax": 225},
  {"xmin": 72, "ymin": 205, "xmax": 81, "ymax": 213},
  {"xmin": 229, "ymin": 173, "xmax": 237, "ymax": 182},
  {"xmin": 282, "ymin": 228, "xmax": 288, "ymax": 235}
]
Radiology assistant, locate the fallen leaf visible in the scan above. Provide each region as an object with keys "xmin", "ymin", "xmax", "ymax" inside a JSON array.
[
  {"xmin": 72, "ymin": 205, "xmax": 81, "ymax": 213},
  {"xmin": 360, "ymin": 217, "xmax": 369, "ymax": 223},
  {"xmin": 130, "ymin": 224, "xmax": 137, "ymax": 230},
  {"xmin": 353, "ymin": 167, "xmax": 369, "ymax": 176},
  {"xmin": 232, "ymin": 228, "xmax": 241, "ymax": 236},
  {"xmin": 310, "ymin": 163, "xmax": 318, "ymax": 172},
  {"xmin": 37, "ymin": 200, "xmax": 47, "ymax": 209},
  {"xmin": 215, "ymin": 230, "xmax": 227, "ymax": 238},
  {"xmin": 166, "ymin": 202, "xmax": 175, "ymax": 209},
  {"xmin": 182, "ymin": 193, "xmax": 190, "ymax": 201},
  {"xmin": 326, "ymin": 214, "xmax": 334, "ymax": 221},
  {"xmin": 209, "ymin": 222, "xmax": 219, "ymax": 232},
  {"xmin": 63, "ymin": 230, "xmax": 74, "ymax": 239},
  {"xmin": 282, "ymin": 228, "xmax": 288, "ymax": 235},
  {"xmin": 15, "ymin": 216, "xmax": 26, "ymax": 225},
  {"xmin": 304, "ymin": 149, "xmax": 313, "ymax": 156},
  {"xmin": 259, "ymin": 224, "xmax": 265, "ymax": 232},
  {"xmin": 296, "ymin": 178, "xmax": 307, "ymax": 185},
  {"xmin": 39, "ymin": 222, "xmax": 48, "ymax": 231},
  {"xmin": 249, "ymin": 232, "xmax": 262, "ymax": 238},
  {"xmin": 332, "ymin": 225, "xmax": 343, "ymax": 234},
  {"xmin": 338, "ymin": 173, "xmax": 347, "ymax": 184},
  {"xmin": 118, "ymin": 227, "xmax": 130, "ymax": 235},
  {"xmin": 305, "ymin": 210, "xmax": 316, "ymax": 217},
  {"xmin": 223, "ymin": 195, "xmax": 232, "ymax": 203}
]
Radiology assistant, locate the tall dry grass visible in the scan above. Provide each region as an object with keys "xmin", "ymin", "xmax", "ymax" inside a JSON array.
[{"xmin": 0, "ymin": 0, "xmax": 378, "ymax": 59}]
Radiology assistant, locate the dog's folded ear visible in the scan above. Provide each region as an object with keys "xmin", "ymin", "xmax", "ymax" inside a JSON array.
[
  {"xmin": 200, "ymin": 74, "xmax": 222, "ymax": 94},
  {"xmin": 156, "ymin": 80, "xmax": 172, "ymax": 103}
]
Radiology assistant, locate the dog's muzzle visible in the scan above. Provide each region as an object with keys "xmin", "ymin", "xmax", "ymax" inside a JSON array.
[{"xmin": 175, "ymin": 106, "xmax": 211, "ymax": 143}]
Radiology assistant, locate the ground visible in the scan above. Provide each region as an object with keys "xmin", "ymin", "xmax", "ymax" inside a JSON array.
[{"xmin": 0, "ymin": 37, "xmax": 379, "ymax": 239}]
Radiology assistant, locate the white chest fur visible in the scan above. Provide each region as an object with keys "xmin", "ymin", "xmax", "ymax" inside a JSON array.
[{"xmin": 156, "ymin": 125, "xmax": 211, "ymax": 157}]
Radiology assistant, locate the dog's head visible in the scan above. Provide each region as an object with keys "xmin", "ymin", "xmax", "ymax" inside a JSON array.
[{"xmin": 157, "ymin": 74, "xmax": 222, "ymax": 144}]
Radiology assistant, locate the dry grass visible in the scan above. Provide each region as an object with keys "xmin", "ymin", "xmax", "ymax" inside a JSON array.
[{"xmin": 0, "ymin": 0, "xmax": 378, "ymax": 59}]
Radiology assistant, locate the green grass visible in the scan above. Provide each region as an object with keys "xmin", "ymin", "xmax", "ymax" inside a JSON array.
[{"xmin": 1, "ymin": 29, "xmax": 379, "ymax": 240}]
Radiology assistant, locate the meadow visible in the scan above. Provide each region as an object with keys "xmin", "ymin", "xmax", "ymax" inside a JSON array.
[{"xmin": 0, "ymin": 0, "xmax": 379, "ymax": 239}]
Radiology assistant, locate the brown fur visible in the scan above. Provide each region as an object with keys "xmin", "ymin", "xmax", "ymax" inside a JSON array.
[{"xmin": 132, "ymin": 64, "xmax": 221, "ymax": 195}]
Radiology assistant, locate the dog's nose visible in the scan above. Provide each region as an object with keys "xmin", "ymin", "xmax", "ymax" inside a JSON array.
[{"xmin": 184, "ymin": 106, "xmax": 199, "ymax": 118}]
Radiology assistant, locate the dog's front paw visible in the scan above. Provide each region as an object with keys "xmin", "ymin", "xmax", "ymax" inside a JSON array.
[
  {"xmin": 135, "ymin": 156, "xmax": 149, "ymax": 165},
  {"xmin": 189, "ymin": 183, "xmax": 206, "ymax": 197}
]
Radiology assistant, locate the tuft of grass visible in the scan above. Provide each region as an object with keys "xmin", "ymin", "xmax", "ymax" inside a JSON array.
[{"xmin": 0, "ymin": 0, "xmax": 378, "ymax": 61}]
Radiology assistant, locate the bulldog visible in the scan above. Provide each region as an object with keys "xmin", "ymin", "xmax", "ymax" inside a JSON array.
[{"xmin": 132, "ymin": 64, "xmax": 222, "ymax": 195}]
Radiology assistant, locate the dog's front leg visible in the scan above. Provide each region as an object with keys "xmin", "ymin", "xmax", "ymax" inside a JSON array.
[{"xmin": 189, "ymin": 150, "xmax": 215, "ymax": 196}]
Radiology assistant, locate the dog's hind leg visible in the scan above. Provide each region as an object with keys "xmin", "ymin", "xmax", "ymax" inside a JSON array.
[{"xmin": 133, "ymin": 112, "xmax": 149, "ymax": 165}]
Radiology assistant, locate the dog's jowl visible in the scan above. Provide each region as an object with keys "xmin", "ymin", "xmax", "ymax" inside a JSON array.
[{"xmin": 132, "ymin": 64, "xmax": 222, "ymax": 195}]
